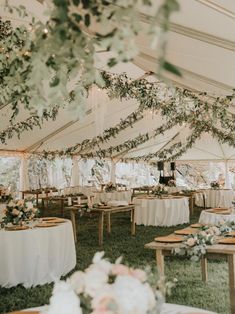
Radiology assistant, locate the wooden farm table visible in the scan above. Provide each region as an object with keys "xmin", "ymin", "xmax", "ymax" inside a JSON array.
[
  {"xmin": 132, "ymin": 186, "xmax": 153, "ymax": 199},
  {"xmin": 145, "ymin": 238, "xmax": 235, "ymax": 314},
  {"xmin": 69, "ymin": 205, "xmax": 135, "ymax": 245},
  {"xmin": 21, "ymin": 188, "xmax": 58, "ymax": 206},
  {"xmin": 44, "ymin": 195, "xmax": 86, "ymax": 216}
]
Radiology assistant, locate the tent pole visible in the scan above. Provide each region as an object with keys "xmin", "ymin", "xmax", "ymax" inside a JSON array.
[
  {"xmin": 224, "ymin": 159, "xmax": 232, "ymax": 189},
  {"xmin": 110, "ymin": 160, "xmax": 116, "ymax": 184},
  {"xmin": 70, "ymin": 156, "xmax": 80, "ymax": 187},
  {"xmin": 19, "ymin": 155, "xmax": 30, "ymax": 196}
]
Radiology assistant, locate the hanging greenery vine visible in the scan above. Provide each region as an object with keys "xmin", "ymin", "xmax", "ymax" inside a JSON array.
[
  {"xmin": 0, "ymin": 107, "xmax": 59, "ymax": 144},
  {"xmin": 1, "ymin": 0, "xmax": 180, "ymax": 118},
  {"xmin": 34, "ymin": 70, "xmax": 235, "ymax": 161}
]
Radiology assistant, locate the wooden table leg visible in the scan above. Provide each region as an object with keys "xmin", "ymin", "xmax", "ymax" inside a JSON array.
[
  {"xmin": 228, "ymin": 254, "xmax": 235, "ymax": 314},
  {"xmin": 98, "ymin": 212, "xmax": 104, "ymax": 246},
  {"xmin": 156, "ymin": 249, "xmax": 165, "ymax": 277},
  {"xmin": 203, "ymin": 194, "xmax": 206, "ymax": 209},
  {"xmin": 131, "ymin": 208, "xmax": 135, "ymax": 236},
  {"xmin": 107, "ymin": 213, "xmax": 111, "ymax": 234},
  {"xmin": 201, "ymin": 256, "xmax": 208, "ymax": 282},
  {"xmin": 189, "ymin": 196, "xmax": 194, "ymax": 216},
  {"xmin": 70, "ymin": 209, "xmax": 77, "ymax": 243},
  {"xmin": 41, "ymin": 198, "xmax": 45, "ymax": 210},
  {"xmin": 46, "ymin": 193, "xmax": 49, "ymax": 209},
  {"xmin": 61, "ymin": 199, "xmax": 64, "ymax": 217}
]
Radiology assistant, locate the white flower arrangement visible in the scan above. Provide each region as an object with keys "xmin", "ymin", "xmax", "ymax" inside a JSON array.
[
  {"xmin": 104, "ymin": 182, "xmax": 117, "ymax": 192},
  {"xmin": 210, "ymin": 181, "xmax": 220, "ymax": 189},
  {"xmin": 167, "ymin": 179, "xmax": 176, "ymax": 187},
  {"xmin": 44, "ymin": 252, "xmax": 169, "ymax": 314},
  {"xmin": 1, "ymin": 198, "xmax": 40, "ymax": 226},
  {"xmin": 152, "ymin": 185, "xmax": 168, "ymax": 197}
]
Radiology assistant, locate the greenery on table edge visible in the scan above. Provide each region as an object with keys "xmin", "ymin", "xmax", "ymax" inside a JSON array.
[{"xmin": 174, "ymin": 222, "xmax": 235, "ymax": 262}]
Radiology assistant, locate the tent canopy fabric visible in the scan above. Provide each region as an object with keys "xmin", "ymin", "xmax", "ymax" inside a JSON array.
[{"xmin": 0, "ymin": 0, "xmax": 235, "ymax": 162}]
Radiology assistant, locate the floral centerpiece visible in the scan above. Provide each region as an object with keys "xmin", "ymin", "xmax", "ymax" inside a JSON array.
[
  {"xmin": 210, "ymin": 181, "xmax": 220, "ymax": 189},
  {"xmin": 167, "ymin": 179, "xmax": 176, "ymax": 187},
  {"xmin": 44, "ymin": 252, "xmax": 175, "ymax": 314},
  {"xmin": 104, "ymin": 182, "xmax": 117, "ymax": 192},
  {"xmin": 152, "ymin": 185, "xmax": 168, "ymax": 197},
  {"xmin": 174, "ymin": 222, "xmax": 235, "ymax": 261},
  {"xmin": 1, "ymin": 199, "xmax": 40, "ymax": 226}
]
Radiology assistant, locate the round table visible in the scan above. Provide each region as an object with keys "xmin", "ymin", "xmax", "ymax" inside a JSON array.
[
  {"xmin": 0, "ymin": 220, "xmax": 76, "ymax": 288},
  {"xmin": 133, "ymin": 196, "xmax": 189, "ymax": 227},
  {"xmin": 63, "ymin": 186, "xmax": 96, "ymax": 197},
  {"xmin": 93, "ymin": 190, "xmax": 132, "ymax": 204},
  {"xmin": 199, "ymin": 209, "xmax": 235, "ymax": 225},
  {"xmin": 23, "ymin": 303, "xmax": 217, "ymax": 314},
  {"xmin": 195, "ymin": 189, "xmax": 235, "ymax": 208}
]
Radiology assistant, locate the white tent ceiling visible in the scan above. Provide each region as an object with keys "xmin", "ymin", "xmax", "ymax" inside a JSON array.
[{"xmin": 0, "ymin": 0, "xmax": 235, "ymax": 161}]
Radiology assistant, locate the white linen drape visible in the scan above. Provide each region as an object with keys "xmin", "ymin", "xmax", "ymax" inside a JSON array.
[
  {"xmin": 0, "ymin": 221, "xmax": 76, "ymax": 288},
  {"xmin": 70, "ymin": 156, "xmax": 80, "ymax": 187},
  {"xmin": 47, "ymin": 163, "xmax": 54, "ymax": 187},
  {"xmin": 199, "ymin": 210, "xmax": 235, "ymax": 225},
  {"xmin": 225, "ymin": 161, "xmax": 232, "ymax": 189},
  {"xmin": 133, "ymin": 197, "xmax": 190, "ymax": 227},
  {"xmin": 19, "ymin": 156, "xmax": 29, "ymax": 191},
  {"xmin": 110, "ymin": 161, "xmax": 116, "ymax": 183}
]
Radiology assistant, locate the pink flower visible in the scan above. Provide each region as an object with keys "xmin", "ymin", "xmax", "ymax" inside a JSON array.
[
  {"xmin": 17, "ymin": 199, "xmax": 24, "ymax": 206},
  {"xmin": 12, "ymin": 208, "xmax": 20, "ymax": 216},
  {"xmin": 112, "ymin": 264, "xmax": 130, "ymax": 276},
  {"xmin": 91, "ymin": 286, "xmax": 118, "ymax": 314},
  {"xmin": 129, "ymin": 268, "xmax": 147, "ymax": 282},
  {"xmin": 92, "ymin": 295, "xmax": 117, "ymax": 314}
]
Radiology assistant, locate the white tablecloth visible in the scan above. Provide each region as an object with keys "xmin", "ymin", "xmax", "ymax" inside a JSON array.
[
  {"xmin": 0, "ymin": 203, "xmax": 6, "ymax": 222},
  {"xmin": 133, "ymin": 197, "xmax": 189, "ymax": 227},
  {"xmin": 0, "ymin": 220, "xmax": 76, "ymax": 288},
  {"xmin": 62, "ymin": 186, "xmax": 96, "ymax": 197},
  {"xmin": 165, "ymin": 186, "xmax": 184, "ymax": 194},
  {"xmin": 93, "ymin": 190, "xmax": 132, "ymax": 204},
  {"xmin": 161, "ymin": 303, "xmax": 216, "ymax": 313},
  {"xmin": 199, "ymin": 209, "xmax": 235, "ymax": 225},
  {"xmin": 25, "ymin": 303, "xmax": 216, "ymax": 314},
  {"xmin": 195, "ymin": 189, "xmax": 235, "ymax": 208}
]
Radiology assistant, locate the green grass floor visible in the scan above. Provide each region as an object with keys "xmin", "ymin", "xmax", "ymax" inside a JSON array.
[{"xmin": 0, "ymin": 206, "xmax": 230, "ymax": 314}]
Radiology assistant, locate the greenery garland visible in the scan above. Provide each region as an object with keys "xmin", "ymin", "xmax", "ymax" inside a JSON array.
[
  {"xmin": 0, "ymin": 107, "xmax": 59, "ymax": 144},
  {"xmin": 1, "ymin": 0, "xmax": 180, "ymax": 118},
  {"xmin": 1, "ymin": 2, "xmax": 235, "ymax": 162},
  {"xmin": 33, "ymin": 70, "xmax": 235, "ymax": 161},
  {"xmin": 81, "ymin": 113, "xmax": 192, "ymax": 159},
  {"xmin": 174, "ymin": 222, "xmax": 235, "ymax": 262}
]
